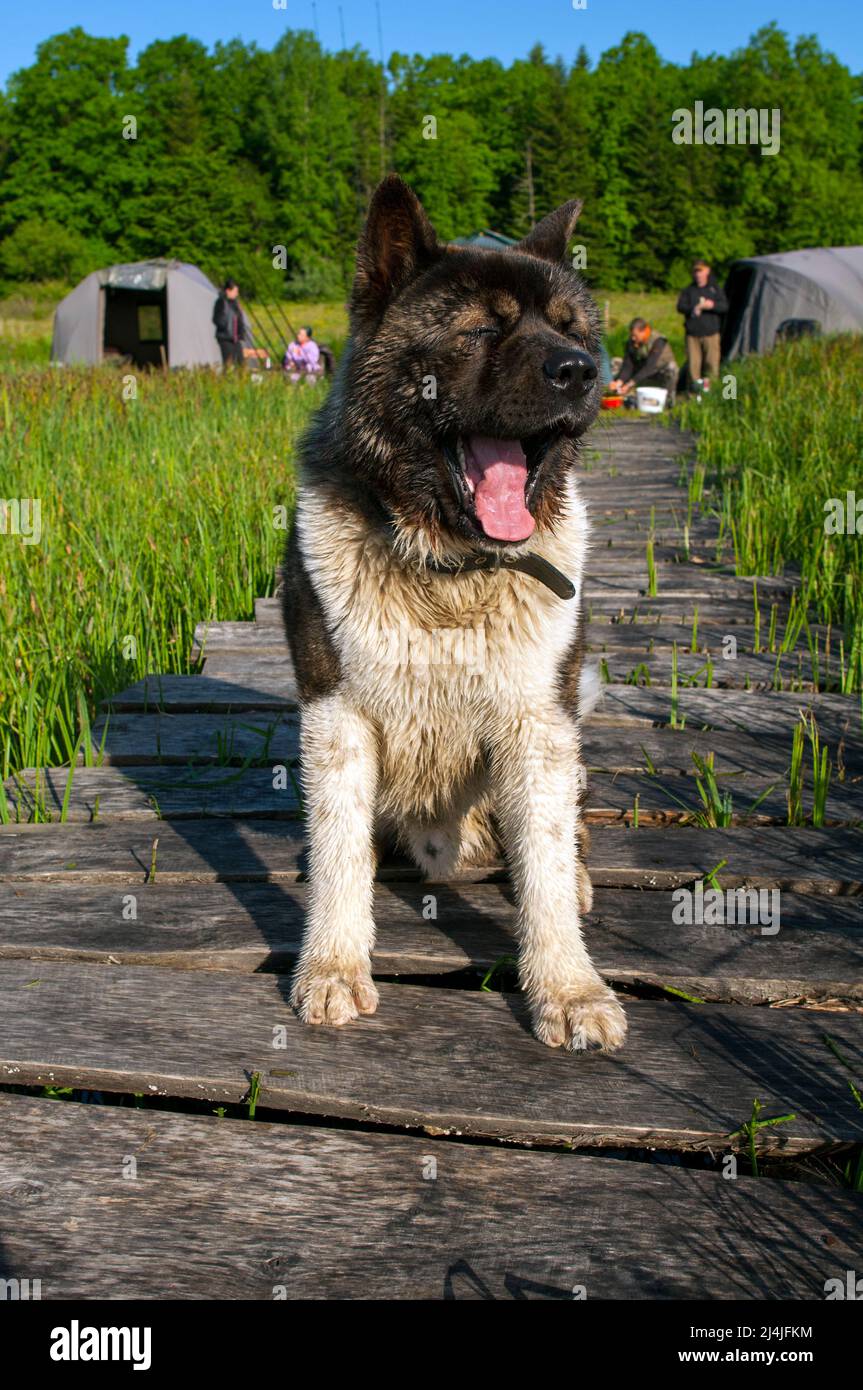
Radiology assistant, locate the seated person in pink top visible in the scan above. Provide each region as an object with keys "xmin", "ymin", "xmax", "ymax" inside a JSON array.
[{"xmin": 283, "ymin": 325, "xmax": 323, "ymax": 383}]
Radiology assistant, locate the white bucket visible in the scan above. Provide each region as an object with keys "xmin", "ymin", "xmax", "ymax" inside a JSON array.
[{"xmin": 635, "ymin": 386, "xmax": 668, "ymax": 414}]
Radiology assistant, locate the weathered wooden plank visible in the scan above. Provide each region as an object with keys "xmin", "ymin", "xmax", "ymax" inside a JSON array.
[
  {"xmin": 8, "ymin": 763, "xmax": 861, "ymax": 826},
  {"xmin": 583, "ymin": 456, "xmax": 691, "ymax": 468},
  {"xmin": 0, "ymin": 882, "xmax": 860, "ymax": 1003},
  {"xmin": 195, "ymin": 614, "xmax": 831, "ymax": 659},
  {"xmin": 587, "ymin": 597, "xmax": 798, "ymax": 624},
  {"xmin": 101, "ymin": 672, "xmax": 861, "ymax": 730},
  {"xmin": 587, "ymin": 726, "xmax": 861, "ymax": 779},
  {"xmin": 587, "ymin": 442, "xmax": 693, "ymax": 455},
  {"xmin": 581, "ymin": 475, "xmax": 702, "ymax": 489},
  {"xmin": 1, "ymin": 819, "xmax": 860, "ymax": 894},
  {"xmin": 596, "ymin": 686, "xmax": 862, "ymax": 739},
  {"xmin": 198, "ymin": 647, "xmax": 833, "ymax": 696},
  {"xmin": 585, "ymin": 573, "xmax": 794, "ymax": 600},
  {"xmin": 589, "ymin": 419, "xmax": 692, "ymax": 439},
  {"xmin": 199, "ymin": 562, "xmax": 782, "ymax": 651},
  {"xmin": 2, "ymin": 1094, "xmax": 855, "ymax": 1299},
  {"xmin": 594, "ymin": 464, "xmax": 698, "ymax": 475},
  {"xmin": 584, "ymin": 477, "xmax": 704, "ymax": 494},
  {"xmin": 587, "ymin": 480, "xmax": 705, "ymax": 497},
  {"xmin": 104, "ymin": 673, "xmax": 298, "ymax": 713},
  {"xmin": 581, "ymin": 459, "xmax": 696, "ymax": 474},
  {"xmin": 579, "ymin": 471, "xmax": 702, "ymax": 488},
  {"xmin": 585, "ymin": 511, "xmax": 706, "ymax": 527},
  {"xmin": 0, "ymin": 958, "xmax": 860, "ymax": 1150},
  {"xmin": 588, "ymin": 620, "xmax": 831, "ymax": 650},
  {"xmin": 252, "ymin": 593, "xmax": 790, "ymax": 629},
  {"xmin": 192, "ymin": 620, "xmax": 830, "ymax": 675},
  {"xmin": 598, "ymin": 650, "xmax": 842, "ymax": 692},
  {"xmin": 585, "ymin": 510, "xmax": 709, "ymax": 527},
  {"xmin": 585, "ymin": 511, "xmax": 714, "ymax": 526},
  {"xmin": 87, "ymin": 711, "xmax": 299, "ymax": 765},
  {"xmin": 591, "ymin": 526, "xmax": 721, "ymax": 545},
  {"xmin": 584, "ymin": 773, "xmax": 863, "ymax": 827},
  {"xmin": 252, "ymin": 589, "xmax": 789, "ymax": 628},
  {"xmin": 255, "ymin": 597, "xmax": 281, "ymax": 623},
  {"xmin": 587, "ymin": 526, "xmax": 723, "ymax": 544},
  {"xmin": 582, "ymin": 508, "xmax": 711, "ymax": 525},
  {"xmin": 83, "ymin": 713, "xmax": 859, "ymax": 782},
  {"xmin": 4, "ymin": 766, "xmax": 302, "ymax": 823},
  {"xmin": 594, "ymin": 551, "xmax": 730, "ymax": 574}
]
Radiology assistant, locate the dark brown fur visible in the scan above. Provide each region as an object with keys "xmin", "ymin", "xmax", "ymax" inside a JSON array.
[
  {"xmin": 281, "ymin": 529, "xmax": 342, "ymax": 701},
  {"xmin": 281, "ymin": 175, "xmax": 602, "ymax": 612}
]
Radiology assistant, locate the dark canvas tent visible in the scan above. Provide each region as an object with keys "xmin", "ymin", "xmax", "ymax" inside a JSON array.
[
  {"xmin": 452, "ymin": 230, "xmax": 516, "ymax": 250},
  {"xmin": 723, "ymin": 246, "xmax": 863, "ymax": 359},
  {"xmin": 51, "ymin": 259, "xmax": 222, "ymax": 368}
]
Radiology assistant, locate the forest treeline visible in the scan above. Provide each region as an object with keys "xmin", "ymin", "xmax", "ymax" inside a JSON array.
[{"xmin": 1, "ymin": 23, "xmax": 861, "ymax": 296}]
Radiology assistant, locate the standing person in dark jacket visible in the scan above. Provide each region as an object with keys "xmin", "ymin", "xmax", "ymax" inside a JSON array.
[
  {"xmin": 609, "ymin": 319, "xmax": 679, "ymax": 405},
  {"xmin": 213, "ymin": 278, "xmax": 249, "ymax": 368},
  {"xmin": 677, "ymin": 259, "xmax": 728, "ymax": 391}
]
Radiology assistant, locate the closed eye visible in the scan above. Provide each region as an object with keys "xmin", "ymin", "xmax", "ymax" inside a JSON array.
[{"xmin": 461, "ymin": 325, "xmax": 500, "ymax": 341}]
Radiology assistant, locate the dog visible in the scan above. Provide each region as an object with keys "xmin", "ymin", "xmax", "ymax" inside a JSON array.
[{"xmin": 281, "ymin": 175, "xmax": 627, "ymax": 1052}]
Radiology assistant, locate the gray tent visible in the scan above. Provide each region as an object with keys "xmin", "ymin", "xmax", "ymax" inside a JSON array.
[
  {"xmin": 452, "ymin": 230, "xmax": 516, "ymax": 250},
  {"xmin": 51, "ymin": 259, "xmax": 223, "ymax": 368},
  {"xmin": 723, "ymin": 246, "xmax": 863, "ymax": 359}
]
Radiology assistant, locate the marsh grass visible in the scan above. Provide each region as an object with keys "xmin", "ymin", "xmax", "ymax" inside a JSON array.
[
  {"xmin": 787, "ymin": 713, "xmax": 834, "ymax": 828},
  {"xmin": 729, "ymin": 1098, "xmax": 797, "ymax": 1178},
  {"xmin": 0, "ymin": 366, "xmax": 316, "ymax": 777},
  {"xmin": 677, "ymin": 336, "xmax": 863, "ymax": 695}
]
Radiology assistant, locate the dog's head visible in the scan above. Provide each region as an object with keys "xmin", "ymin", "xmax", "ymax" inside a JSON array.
[{"xmin": 340, "ymin": 175, "xmax": 601, "ymax": 555}]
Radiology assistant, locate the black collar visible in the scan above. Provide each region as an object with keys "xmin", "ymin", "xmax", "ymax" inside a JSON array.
[{"xmin": 424, "ymin": 550, "xmax": 576, "ymax": 600}]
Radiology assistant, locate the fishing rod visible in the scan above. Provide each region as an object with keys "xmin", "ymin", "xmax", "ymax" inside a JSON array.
[
  {"xmin": 271, "ymin": 299, "xmax": 300, "ymax": 348},
  {"xmin": 241, "ymin": 292, "xmax": 280, "ymax": 365},
  {"xmin": 257, "ymin": 298, "xmax": 292, "ymax": 362}
]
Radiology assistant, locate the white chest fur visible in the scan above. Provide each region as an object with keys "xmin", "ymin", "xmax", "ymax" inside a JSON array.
[{"xmin": 295, "ymin": 475, "xmax": 589, "ymax": 817}]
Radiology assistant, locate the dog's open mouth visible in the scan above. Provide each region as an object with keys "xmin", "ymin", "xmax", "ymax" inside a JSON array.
[{"xmin": 445, "ymin": 429, "xmax": 562, "ymax": 543}]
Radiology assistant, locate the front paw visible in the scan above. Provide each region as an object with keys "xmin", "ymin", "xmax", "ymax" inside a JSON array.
[
  {"xmin": 291, "ymin": 963, "xmax": 379, "ymax": 1026},
  {"xmin": 530, "ymin": 979, "xmax": 626, "ymax": 1052}
]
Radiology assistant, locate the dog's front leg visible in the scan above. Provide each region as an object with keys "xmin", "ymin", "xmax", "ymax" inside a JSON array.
[
  {"xmin": 489, "ymin": 712, "xmax": 627, "ymax": 1052},
  {"xmin": 290, "ymin": 695, "xmax": 380, "ymax": 1026}
]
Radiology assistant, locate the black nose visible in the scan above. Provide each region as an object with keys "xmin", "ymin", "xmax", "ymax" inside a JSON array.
[{"xmin": 543, "ymin": 347, "xmax": 598, "ymax": 392}]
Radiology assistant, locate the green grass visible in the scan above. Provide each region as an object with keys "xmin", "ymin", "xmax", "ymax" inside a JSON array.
[
  {"xmin": 729, "ymin": 1098, "xmax": 797, "ymax": 1177},
  {"xmin": 676, "ymin": 335, "xmax": 863, "ymax": 695},
  {"xmin": 0, "ymin": 282, "xmax": 65, "ymax": 366},
  {"xmin": 787, "ymin": 714, "xmax": 834, "ymax": 828},
  {"xmin": 0, "ymin": 367, "xmax": 315, "ymax": 778}
]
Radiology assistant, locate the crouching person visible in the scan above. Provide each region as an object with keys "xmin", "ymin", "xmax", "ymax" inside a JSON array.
[
  {"xmin": 283, "ymin": 326, "xmax": 324, "ymax": 384},
  {"xmin": 608, "ymin": 318, "xmax": 678, "ymax": 407}
]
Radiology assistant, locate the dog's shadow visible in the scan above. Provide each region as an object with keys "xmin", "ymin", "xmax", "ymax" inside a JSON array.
[{"xmin": 89, "ymin": 683, "xmax": 531, "ymax": 1034}]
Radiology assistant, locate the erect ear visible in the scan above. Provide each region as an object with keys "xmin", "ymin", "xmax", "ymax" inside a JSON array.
[
  {"xmin": 515, "ymin": 198, "xmax": 584, "ymax": 264},
  {"xmin": 351, "ymin": 175, "xmax": 440, "ymax": 324}
]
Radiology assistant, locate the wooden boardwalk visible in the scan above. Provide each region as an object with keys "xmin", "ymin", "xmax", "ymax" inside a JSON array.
[{"xmin": 1, "ymin": 419, "xmax": 861, "ymax": 1299}]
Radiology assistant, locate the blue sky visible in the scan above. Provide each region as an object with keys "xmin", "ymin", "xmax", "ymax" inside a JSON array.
[{"xmin": 3, "ymin": 0, "xmax": 862, "ymax": 86}]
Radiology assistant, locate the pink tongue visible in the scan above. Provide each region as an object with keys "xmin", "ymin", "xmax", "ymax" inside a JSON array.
[{"xmin": 465, "ymin": 436, "xmax": 535, "ymax": 541}]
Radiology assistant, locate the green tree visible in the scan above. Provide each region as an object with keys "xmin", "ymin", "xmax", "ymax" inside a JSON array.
[
  {"xmin": 1, "ymin": 23, "xmax": 862, "ymax": 296},
  {"xmin": 1, "ymin": 29, "xmax": 142, "ymax": 246}
]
